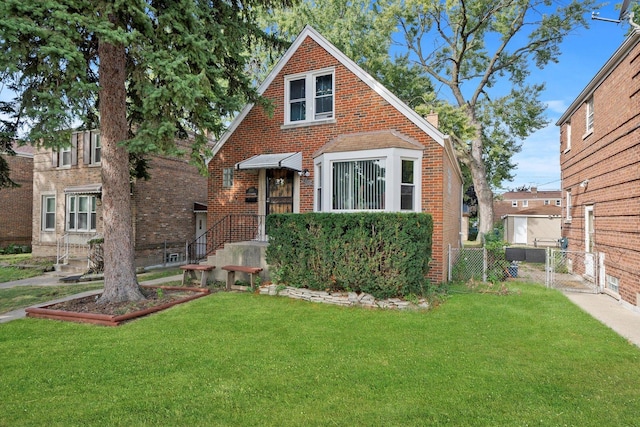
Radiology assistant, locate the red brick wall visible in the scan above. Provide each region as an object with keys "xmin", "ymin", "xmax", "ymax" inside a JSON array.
[
  {"xmin": 0, "ymin": 153, "xmax": 33, "ymax": 247},
  {"xmin": 560, "ymin": 38, "xmax": 640, "ymax": 306},
  {"xmin": 209, "ymin": 36, "xmax": 460, "ymax": 282}
]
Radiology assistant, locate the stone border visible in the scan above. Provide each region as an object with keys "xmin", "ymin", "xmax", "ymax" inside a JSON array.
[{"xmin": 259, "ymin": 284, "xmax": 429, "ymax": 310}]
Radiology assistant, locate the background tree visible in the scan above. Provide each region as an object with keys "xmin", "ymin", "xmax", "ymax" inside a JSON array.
[
  {"xmin": 255, "ymin": 0, "xmax": 433, "ymax": 108},
  {"xmin": 385, "ymin": 0, "xmax": 599, "ymax": 237},
  {"xmin": 0, "ymin": 0, "xmax": 291, "ymax": 303}
]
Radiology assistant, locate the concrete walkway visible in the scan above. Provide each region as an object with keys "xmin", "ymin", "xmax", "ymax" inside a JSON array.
[
  {"xmin": 0, "ymin": 272, "xmax": 183, "ymax": 324},
  {"xmin": 563, "ymin": 291, "xmax": 640, "ymax": 348}
]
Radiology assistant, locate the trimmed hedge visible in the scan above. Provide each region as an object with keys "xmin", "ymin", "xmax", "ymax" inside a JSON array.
[{"xmin": 265, "ymin": 212, "xmax": 433, "ymax": 299}]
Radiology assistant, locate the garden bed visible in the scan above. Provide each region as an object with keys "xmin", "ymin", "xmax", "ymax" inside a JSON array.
[{"xmin": 25, "ymin": 285, "xmax": 210, "ymax": 326}]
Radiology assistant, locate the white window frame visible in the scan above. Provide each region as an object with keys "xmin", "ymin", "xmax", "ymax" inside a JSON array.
[
  {"xmin": 284, "ymin": 68, "xmax": 335, "ymax": 126},
  {"xmin": 555, "ymin": 199, "xmax": 561, "ymax": 206},
  {"xmin": 400, "ymin": 159, "xmax": 415, "ymax": 211},
  {"xmin": 585, "ymin": 97, "xmax": 594, "ymax": 135},
  {"xmin": 511, "ymin": 201, "xmax": 518, "ymax": 207},
  {"xmin": 314, "ymin": 148, "xmax": 422, "ymax": 213},
  {"xmin": 522, "ymin": 200, "xmax": 528, "ymax": 207},
  {"xmin": 90, "ymin": 132, "xmax": 101, "ymax": 165},
  {"xmin": 60, "ymin": 146, "xmax": 72, "ymax": 167},
  {"xmin": 605, "ymin": 274, "xmax": 620, "ymax": 295},
  {"xmin": 564, "ymin": 122, "xmax": 572, "ymax": 153},
  {"xmin": 544, "ymin": 200, "xmax": 550, "ymax": 205},
  {"xmin": 66, "ymin": 194, "xmax": 97, "ymax": 232},
  {"xmin": 222, "ymin": 167, "xmax": 233, "ymax": 188},
  {"xmin": 565, "ymin": 190, "xmax": 572, "ymax": 221},
  {"xmin": 42, "ymin": 195, "xmax": 56, "ymax": 231}
]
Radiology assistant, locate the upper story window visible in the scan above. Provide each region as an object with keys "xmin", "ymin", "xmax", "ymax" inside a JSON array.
[
  {"xmin": 564, "ymin": 122, "xmax": 572, "ymax": 152},
  {"xmin": 586, "ymin": 97, "xmax": 594, "ymax": 134},
  {"xmin": 555, "ymin": 199, "xmax": 561, "ymax": 206},
  {"xmin": 565, "ymin": 190, "xmax": 572, "ymax": 221},
  {"xmin": 511, "ymin": 201, "xmax": 518, "ymax": 207},
  {"xmin": 544, "ymin": 200, "xmax": 550, "ymax": 205},
  {"xmin": 522, "ymin": 200, "xmax": 528, "ymax": 207},
  {"xmin": 285, "ymin": 68, "xmax": 334, "ymax": 125},
  {"xmin": 90, "ymin": 132, "xmax": 101, "ymax": 165}
]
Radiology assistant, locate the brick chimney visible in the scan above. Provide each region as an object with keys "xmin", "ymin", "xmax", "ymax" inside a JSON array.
[
  {"xmin": 531, "ymin": 186, "xmax": 538, "ymax": 194},
  {"xmin": 426, "ymin": 111, "xmax": 439, "ymax": 128}
]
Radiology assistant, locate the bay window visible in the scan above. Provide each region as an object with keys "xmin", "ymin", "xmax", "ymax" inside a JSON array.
[{"xmin": 333, "ymin": 159, "xmax": 385, "ymax": 210}]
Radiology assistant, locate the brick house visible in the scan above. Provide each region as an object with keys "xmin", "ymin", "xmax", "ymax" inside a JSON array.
[
  {"xmin": 0, "ymin": 144, "xmax": 34, "ymax": 248},
  {"xmin": 556, "ymin": 27, "xmax": 640, "ymax": 308},
  {"xmin": 494, "ymin": 187, "xmax": 562, "ymax": 223},
  {"xmin": 31, "ymin": 130, "xmax": 208, "ymax": 269},
  {"xmin": 205, "ymin": 26, "xmax": 463, "ymax": 283}
]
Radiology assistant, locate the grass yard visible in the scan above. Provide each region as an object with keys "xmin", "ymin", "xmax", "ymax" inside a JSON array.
[{"xmin": 1, "ymin": 283, "xmax": 639, "ymax": 426}]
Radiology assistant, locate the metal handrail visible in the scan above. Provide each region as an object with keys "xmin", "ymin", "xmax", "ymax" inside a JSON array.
[{"xmin": 186, "ymin": 214, "xmax": 266, "ymax": 264}]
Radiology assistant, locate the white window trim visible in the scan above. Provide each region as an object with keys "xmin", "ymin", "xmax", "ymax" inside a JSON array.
[
  {"xmin": 314, "ymin": 147, "xmax": 422, "ymax": 213},
  {"xmin": 284, "ymin": 67, "xmax": 335, "ymax": 126},
  {"xmin": 90, "ymin": 132, "xmax": 101, "ymax": 165},
  {"xmin": 564, "ymin": 122, "xmax": 572, "ymax": 153},
  {"xmin": 66, "ymin": 194, "xmax": 97, "ymax": 232},
  {"xmin": 511, "ymin": 201, "xmax": 518, "ymax": 207},
  {"xmin": 42, "ymin": 194, "xmax": 56, "ymax": 231},
  {"xmin": 584, "ymin": 97, "xmax": 594, "ymax": 138},
  {"xmin": 222, "ymin": 167, "xmax": 234, "ymax": 188},
  {"xmin": 565, "ymin": 190, "xmax": 572, "ymax": 222},
  {"xmin": 522, "ymin": 200, "xmax": 528, "ymax": 207}
]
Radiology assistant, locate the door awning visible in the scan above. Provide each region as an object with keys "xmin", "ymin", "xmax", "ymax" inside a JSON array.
[
  {"xmin": 235, "ymin": 152, "xmax": 302, "ymax": 171},
  {"xmin": 64, "ymin": 184, "xmax": 102, "ymax": 194}
]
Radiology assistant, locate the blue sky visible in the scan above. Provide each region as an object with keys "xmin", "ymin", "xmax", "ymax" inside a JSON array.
[{"xmin": 503, "ymin": 10, "xmax": 631, "ymax": 191}]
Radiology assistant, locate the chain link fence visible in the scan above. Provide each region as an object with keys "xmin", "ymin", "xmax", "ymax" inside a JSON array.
[{"xmin": 448, "ymin": 246, "xmax": 600, "ymax": 294}]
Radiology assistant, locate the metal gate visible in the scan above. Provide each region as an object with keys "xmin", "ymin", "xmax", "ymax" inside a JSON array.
[{"xmin": 546, "ymin": 249, "xmax": 601, "ymax": 293}]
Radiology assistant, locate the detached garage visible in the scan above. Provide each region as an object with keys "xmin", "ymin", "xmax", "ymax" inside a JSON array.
[{"xmin": 502, "ymin": 206, "xmax": 561, "ymax": 247}]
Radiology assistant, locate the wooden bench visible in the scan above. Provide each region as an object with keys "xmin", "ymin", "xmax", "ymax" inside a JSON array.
[
  {"xmin": 221, "ymin": 265, "xmax": 263, "ymax": 291},
  {"xmin": 180, "ymin": 264, "xmax": 215, "ymax": 287}
]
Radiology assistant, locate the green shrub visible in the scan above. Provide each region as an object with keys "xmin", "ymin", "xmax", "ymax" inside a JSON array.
[{"xmin": 265, "ymin": 212, "xmax": 433, "ymax": 299}]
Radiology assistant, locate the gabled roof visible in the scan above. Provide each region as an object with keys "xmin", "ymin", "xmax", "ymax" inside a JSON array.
[
  {"xmin": 556, "ymin": 27, "xmax": 640, "ymax": 126},
  {"xmin": 212, "ymin": 25, "xmax": 448, "ymax": 156}
]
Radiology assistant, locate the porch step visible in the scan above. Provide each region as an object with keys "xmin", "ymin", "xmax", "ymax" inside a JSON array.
[{"xmin": 54, "ymin": 258, "xmax": 88, "ymax": 274}]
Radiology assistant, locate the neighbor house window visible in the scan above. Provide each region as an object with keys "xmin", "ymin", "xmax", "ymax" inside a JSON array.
[
  {"xmin": 90, "ymin": 132, "xmax": 101, "ymax": 165},
  {"xmin": 401, "ymin": 160, "xmax": 415, "ymax": 210},
  {"xmin": 565, "ymin": 190, "xmax": 572, "ymax": 221},
  {"xmin": 285, "ymin": 69, "xmax": 334, "ymax": 124},
  {"xmin": 586, "ymin": 97, "xmax": 594, "ymax": 134},
  {"xmin": 555, "ymin": 199, "xmax": 561, "ymax": 206},
  {"xmin": 61, "ymin": 146, "xmax": 72, "ymax": 166},
  {"xmin": 512, "ymin": 201, "xmax": 518, "ymax": 207},
  {"xmin": 522, "ymin": 200, "xmax": 528, "ymax": 207},
  {"xmin": 544, "ymin": 200, "xmax": 550, "ymax": 205},
  {"xmin": 42, "ymin": 195, "xmax": 56, "ymax": 231},
  {"xmin": 332, "ymin": 159, "xmax": 385, "ymax": 210},
  {"xmin": 67, "ymin": 194, "xmax": 97, "ymax": 232},
  {"xmin": 222, "ymin": 168, "xmax": 233, "ymax": 188}
]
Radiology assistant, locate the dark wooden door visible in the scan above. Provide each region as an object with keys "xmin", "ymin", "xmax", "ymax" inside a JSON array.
[{"xmin": 266, "ymin": 169, "xmax": 294, "ymax": 215}]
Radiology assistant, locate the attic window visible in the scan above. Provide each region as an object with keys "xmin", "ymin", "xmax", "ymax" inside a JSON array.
[
  {"xmin": 285, "ymin": 68, "xmax": 334, "ymax": 125},
  {"xmin": 586, "ymin": 97, "xmax": 594, "ymax": 134}
]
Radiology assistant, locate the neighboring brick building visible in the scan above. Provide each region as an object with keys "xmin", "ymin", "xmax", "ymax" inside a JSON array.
[
  {"xmin": 31, "ymin": 130, "xmax": 207, "ymax": 268},
  {"xmin": 494, "ymin": 187, "xmax": 562, "ymax": 223},
  {"xmin": 556, "ymin": 27, "xmax": 640, "ymax": 309},
  {"xmin": 0, "ymin": 144, "xmax": 34, "ymax": 248},
  {"xmin": 207, "ymin": 26, "xmax": 463, "ymax": 283}
]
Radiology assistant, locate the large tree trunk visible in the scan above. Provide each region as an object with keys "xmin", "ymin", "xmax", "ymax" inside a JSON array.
[
  {"xmin": 97, "ymin": 38, "xmax": 145, "ymax": 304},
  {"xmin": 469, "ymin": 134, "xmax": 495, "ymax": 238}
]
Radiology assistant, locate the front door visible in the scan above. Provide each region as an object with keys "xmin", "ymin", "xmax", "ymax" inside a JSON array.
[
  {"xmin": 584, "ymin": 205, "xmax": 595, "ymax": 278},
  {"xmin": 266, "ymin": 169, "xmax": 294, "ymax": 215}
]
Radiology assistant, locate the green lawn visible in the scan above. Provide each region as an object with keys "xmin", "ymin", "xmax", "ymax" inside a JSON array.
[{"xmin": 1, "ymin": 283, "xmax": 639, "ymax": 426}]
